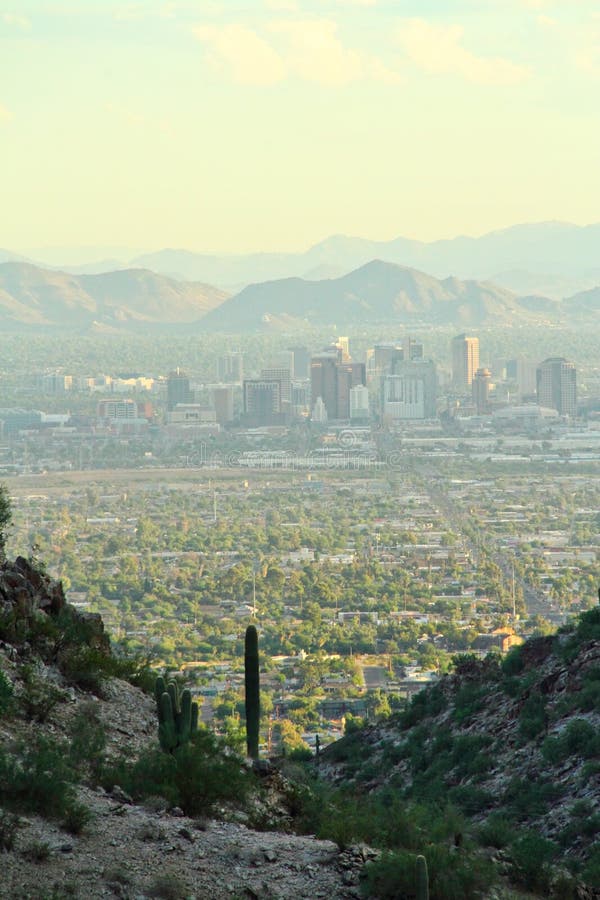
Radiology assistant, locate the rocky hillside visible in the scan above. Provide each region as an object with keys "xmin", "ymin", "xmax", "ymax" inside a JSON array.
[
  {"xmin": 0, "ymin": 556, "xmax": 368, "ymax": 899},
  {"xmin": 320, "ymin": 614, "xmax": 600, "ymax": 895},
  {"xmin": 1, "ymin": 553, "xmax": 599, "ymax": 898}
]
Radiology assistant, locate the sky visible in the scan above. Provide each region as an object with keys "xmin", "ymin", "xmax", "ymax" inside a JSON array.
[{"xmin": 1, "ymin": 0, "xmax": 599, "ymax": 258}]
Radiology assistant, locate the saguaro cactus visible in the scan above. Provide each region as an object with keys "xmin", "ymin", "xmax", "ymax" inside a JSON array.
[
  {"xmin": 244, "ymin": 625, "xmax": 260, "ymax": 760},
  {"xmin": 416, "ymin": 854, "xmax": 429, "ymax": 900},
  {"xmin": 155, "ymin": 677, "xmax": 199, "ymax": 753}
]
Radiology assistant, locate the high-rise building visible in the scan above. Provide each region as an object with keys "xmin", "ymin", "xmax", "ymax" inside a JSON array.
[
  {"xmin": 260, "ymin": 367, "xmax": 292, "ymax": 405},
  {"xmin": 536, "ymin": 358, "xmax": 577, "ymax": 416},
  {"xmin": 310, "ymin": 350, "xmax": 366, "ymax": 420},
  {"xmin": 451, "ymin": 334, "xmax": 479, "ymax": 393},
  {"xmin": 167, "ymin": 369, "xmax": 193, "ymax": 411},
  {"xmin": 472, "ymin": 368, "xmax": 492, "ymax": 414},
  {"xmin": 243, "ymin": 379, "xmax": 282, "ymax": 425},
  {"xmin": 350, "ymin": 384, "xmax": 370, "ymax": 421},
  {"xmin": 217, "ymin": 353, "xmax": 243, "ymax": 383},
  {"xmin": 288, "ymin": 346, "xmax": 310, "ymax": 380},
  {"xmin": 213, "ymin": 386, "xmax": 234, "ymax": 425},
  {"xmin": 381, "ymin": 359, "xmax": 437, "ymax": 421}
]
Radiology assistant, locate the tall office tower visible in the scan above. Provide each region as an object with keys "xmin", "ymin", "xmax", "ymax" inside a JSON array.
[
  {"xmin": 217, "ymin": 353, "xmax": 243, "ymax": 383},
  {"xmin": 243, "ymin": 379, "xmax": 282, "ymax": 425},
  {"xmin": 536, "ymin": 358, "xmax": 577, "ymax": 416},
  {"xmin": 261, "ymin": 367, "xmax": 292, "ymax": 405},
  {"xmin": 288, "ymin": 346, "xmax": 310, "ymax": 380},
  {"xmin": 336, "ymin": 336, "xmax": 351, "ymax": 361},
  {"xmin": 213, "ymin": 386, "xmax": 234, "ymax": 425},
  {"xmin": 369, "ymin": 343, "xmax": 403, "ymax": 375},
  {"xmin": 311, "ymin": 351, "xmax": 340, "ymax": 419},
  {"xmin": 405, "ymin": 338, "xmax": 424, "ymax": 361},
  {"xmin": 349, "ymin": 384, "xmax": 370, "ymax": 421},
  {"xmin": 381, "ymin": 359, "xmax": 437, "ymax": 421},
  {"xmin": 310, "ymin": 351, "xmax": 366, "ymax": 420},
  {"xmin": 167, "ymin": 369, "xmax": 193, "ymax": 411},
  {"xmin": 451, "ymin": 334, "xmax": 480, "ymax": 392},
  {"xmin": 472, "ymin": 367, "xmax": 492, "ymax": 414}
]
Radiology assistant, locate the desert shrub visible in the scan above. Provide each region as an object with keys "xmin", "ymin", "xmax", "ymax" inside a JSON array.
[
  {"xmin": 21, "ymin": 840, "xmax": 51, "ymax": 863},
  {"xmin": 509, "ymin": 830, "xmax": 558, "ymax": 893},
  {"xmin": 477, "ymin": 814, "xmax": 514, "ymax": 849},
  {"xmin": 560, "ymin": 608, "xmax": 600, "ymax": 663},
  {"xmin": 147, "ymin": 875, "xmax": 188, "ymax": 899},
  {"xmin": 101, "ymin": 729, "xmax": 256, "ymax": 817},
  {"xmin": 58, "ymin": 646, "xmax": 113, "ymax": 694},
  {"xmin": 62, "ymin": 800, "xmax": 92, "ymax": 834},
  {"xmin": 0, "ymin": 736, "xmax": 77, "ymax": 818},
  {"xmin": 518, "ymin": 692, "xmax": 547, "ymax": 740},
  {"xmin": 0, "ymin": 669, "xmax": 14, "ymax": 717},
  {"xmin": 452, "ymin": 684, "xmax": 486, "ymax": 724},
  {"xmin": 542, "ymin": 719, "xmax": 600, "ymax": 764},
  {"xmin": 503, "ymin": 776, "xmax": 564, "ymax": 820},
  {"xmin": 501, "ymin": 644, "xmax": 525, "ymax": 676},
  {"xmin": 447, "ymin": 785, "xmax": 493, "ymax": 815},
  {"xmin": 582, "ymin": 844, "xmax": 600, "ymax": 888},
  {"xmin": 19, "ymin": 663, "xmax": 65, "ymax": 722},
  {"xmin": 0, "ymin": 811, "xmax": 20, "ymax": 850},
  {"xmin": 399, "ymin": 683, "xmax": 445, "ymax": 729},
  {"xmin": 68, "ymin": 702, "xmax": 106, "ymax": 777},
  {"xmin": 362, "ymin": 845, "xmax": 495, "ymax": 900}
]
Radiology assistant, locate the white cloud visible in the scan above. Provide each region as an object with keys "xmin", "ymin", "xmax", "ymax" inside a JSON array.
[
  {"xmin": 194, "ymin": 18, "xmax": 401, "ymax": 87},
  {"xmin": 264, "ymin": 0, "xmax": 298, "ymax": 10},
  {"xmin": 193, "ymin": 23, "xmax": 287, "ymax": 85},
  {"xmin": 0, "ymin": 104, "xmax": 12, "ymax": 124},
  {"xmin": 396, "ymin": 18, "xmax": 531, "ymax": 86},
  {"xmin": 269, "ymin": 18, "xmax": 399, "ymax": 85},
  {"xmin": 2, "ymin": 12, "xmax": 31, "ymax": 29}
]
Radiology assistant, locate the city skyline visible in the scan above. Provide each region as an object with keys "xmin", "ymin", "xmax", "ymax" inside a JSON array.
[{"xmin": 2, "ymin": 1, "xmax": 600, "ymax": 256}]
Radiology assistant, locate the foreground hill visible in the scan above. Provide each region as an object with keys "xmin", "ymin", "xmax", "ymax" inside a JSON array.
[
  {"xmin": 199, "ymin": 259, "xmax": 552, "ymax": 330},
  {"xmin": 0, "ymin": 262, "xmax": 228, "ymax": 331},
  {"xmin": 320, "ymin": 612, "xmax": 600, "ymax": 895}
]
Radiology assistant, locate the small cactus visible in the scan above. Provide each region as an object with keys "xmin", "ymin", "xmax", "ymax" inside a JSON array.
[
  {"xmin": 416, "ymin": 854, "xmax": 429, "ymax": 900},
  {"xmin": 244, "ymin": 625, "xmax": 260, "ymax": 760},
  {"xmin": 155, "ymin": 677, "xmax": 199, "ymax": 753}
]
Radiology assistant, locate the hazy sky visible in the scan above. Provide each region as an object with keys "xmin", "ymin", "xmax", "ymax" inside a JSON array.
[{"xmin": 1, "ymin": 0, "xmax": 599, "ymax": 256}]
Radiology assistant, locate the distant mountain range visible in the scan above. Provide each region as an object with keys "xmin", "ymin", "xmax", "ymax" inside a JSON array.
[
  {"xmin": 4, "ymin": 221, "xmax": 600, "ymax": 299},
  {"xmin": 199, "ymin": 260, "xmax": 563, "ymax": 331},
  {"xmin": 4, "ymin": 257, "xmax": 600, "ymax": 333},
  {"xmin": 0, "ymin": 263, "xmax": 228, "ymax": 332}
]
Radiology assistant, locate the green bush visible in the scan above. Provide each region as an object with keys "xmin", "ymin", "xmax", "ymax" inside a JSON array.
[
  {"xmin": 362, "ymin": 845, "xmax": 495, "ymax": 900},
  {"xmin": 452, "ymin": 684, "xmax": 486, "ymax": 724},
  {"xmin": 68, "ymin": 702, "xmax": 107, "ymax": 777},
  {"xmin": 542, "ymin": 719, "xmax": 600, "ymax": 764},
  {"xmin": 509, "ymin": 830, "xmax": 558, "ymax": 893},
  {"xmin": 19, "ymin": 664, "xmax": 65, "ymax": 722},
  {"xmin": 501, "ymin": 645, "xmax": 525, "ymax": 676},
  {"xmin": 477, "ymin": 814, "xmax": 514, "ymax": 849},
  {"xmin": 518, "ymin": 692, "xmax": 547, "ymax": 740},
  {"xmin": 101, "ymin": 729, "xmax": 256, "ymax": 817},
  {"xmin": 503, "ymin": 776, "xmax": 564, "ymax": 820},
  {"xmin": 0, "ymin": 736, "xmax": 77, "ymax": 818},
  {"xmin": 582, "ymin": 844, "xmax": 600, "ymax": 888},
  {"xmin": 0, "ymin": 669, "xmax": 14, "ymax": 717}
]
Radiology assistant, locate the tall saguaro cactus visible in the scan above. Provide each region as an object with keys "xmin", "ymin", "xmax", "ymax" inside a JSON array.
[
  {"xmin": 244, "ymin": 625, "xmax": 260, "ymax": 760},
  {"xmin": 155, "ymin": 676, "xmax": 199, "ymax": 753}
]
